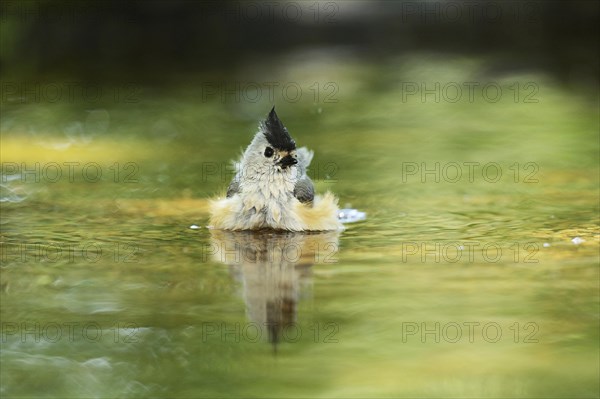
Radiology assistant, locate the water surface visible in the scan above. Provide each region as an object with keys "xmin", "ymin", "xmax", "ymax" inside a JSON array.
[{"xmin": 1, "ymin": 55, "xmax": 598, "ymax": 398}]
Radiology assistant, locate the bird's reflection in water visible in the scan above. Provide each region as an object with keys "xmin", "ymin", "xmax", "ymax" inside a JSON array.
[{"xmin": 209, "ymin": 229, "xmax": 340, "ymax": 348}]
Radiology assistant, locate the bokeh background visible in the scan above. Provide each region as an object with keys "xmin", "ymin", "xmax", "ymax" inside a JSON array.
[{"xmin": 1, "ymin": 1, "xmax": 599, "ymax": 398}]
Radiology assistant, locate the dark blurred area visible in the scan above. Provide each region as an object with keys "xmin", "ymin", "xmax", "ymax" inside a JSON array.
[{"xmin": 1, "ymin": 0, "xmax": 598, "ymax": 86}]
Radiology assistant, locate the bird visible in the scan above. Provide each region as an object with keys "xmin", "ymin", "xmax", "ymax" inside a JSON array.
[{"xmin": 209, "ymin": 107, "xmax": 343, "ymax": 231}]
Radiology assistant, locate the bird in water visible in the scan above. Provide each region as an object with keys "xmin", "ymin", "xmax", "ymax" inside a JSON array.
[{"xmin": 209, "ymin": 107, "xmax": 343, "ymax": 231}]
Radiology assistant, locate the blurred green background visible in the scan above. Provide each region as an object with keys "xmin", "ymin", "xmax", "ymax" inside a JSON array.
[{"xmin": 1, "ymin": 1, "xmax": 599, "ymax": 398}]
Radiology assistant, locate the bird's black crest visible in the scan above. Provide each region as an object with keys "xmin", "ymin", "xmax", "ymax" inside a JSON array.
[{"xmin": 262, "ymin": 107, "xmax": 296, "ymax": 151}]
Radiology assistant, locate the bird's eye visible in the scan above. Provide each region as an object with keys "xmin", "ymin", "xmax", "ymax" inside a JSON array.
[{"xmin": 264, "ymin": 147, "xmax": 274, "ymax": 157}]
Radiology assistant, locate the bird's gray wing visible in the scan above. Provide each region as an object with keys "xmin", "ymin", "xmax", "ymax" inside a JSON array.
[
  {"xmin": 294, "ymin": 176, "xmax": 314, "ymax": 204},
  {"xmin": 226, "ymin": 178, "xmax": 240, "ymax": 198}
]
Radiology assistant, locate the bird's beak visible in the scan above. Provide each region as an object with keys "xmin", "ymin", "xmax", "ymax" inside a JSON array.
[{"xmin": 278, "ymin": 154, "xmax": 297, "ymax": 169}]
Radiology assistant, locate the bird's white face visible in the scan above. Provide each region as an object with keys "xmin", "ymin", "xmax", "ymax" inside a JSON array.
[{"xmin": 239, "ymin": 133, "xmax": 299, "ymax": 181}]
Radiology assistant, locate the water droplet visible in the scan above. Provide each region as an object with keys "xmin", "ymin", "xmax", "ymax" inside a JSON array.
[
  {"xmin": 571, "ymin": 237, "xmax": 585, "ymax": 245},
  {"xmin": 338, "ymin": 208, "xmax": 367, "ymax": 223}
]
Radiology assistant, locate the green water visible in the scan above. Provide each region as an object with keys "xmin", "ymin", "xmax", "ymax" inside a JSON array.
[{"xmin": 1, "ymin": 55, "xmax": 599, "ymax": 398}]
